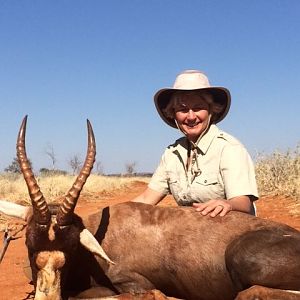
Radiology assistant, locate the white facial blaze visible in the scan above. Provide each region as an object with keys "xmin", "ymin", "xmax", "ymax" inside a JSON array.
[
  {"xmin": 48, "ymin": 219, "xmax": 56, "ymax": 241},
  {"xmin": 34, "ymin": 251, "xmax": 65, "ymax": 300}
]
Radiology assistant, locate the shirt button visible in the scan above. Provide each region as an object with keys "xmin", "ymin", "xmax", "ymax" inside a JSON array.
[{"xmin": 204, "ymin": 180, "xmax": 207, "ymax": 183}]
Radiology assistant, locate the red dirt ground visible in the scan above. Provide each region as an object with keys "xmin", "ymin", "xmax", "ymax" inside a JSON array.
[{"xmin": 0, "ymin": 181, "xmax": 300, "ymax": 300}]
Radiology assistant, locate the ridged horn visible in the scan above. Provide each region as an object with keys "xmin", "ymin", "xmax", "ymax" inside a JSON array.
[
  {"xmin": 56, "ymin": 120, "xmax": 95, "ymax": 226},
  {"xmin": 17, "ymin": 115, "xmax": 51, "ymax": 225}
]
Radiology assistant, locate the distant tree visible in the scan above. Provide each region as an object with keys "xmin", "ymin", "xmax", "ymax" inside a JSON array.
[
  {"xmin": 95, "ymin": 160, "xmax": 104, "ymax": 175},
  {"xmin": 4, "ymin": 157, "xmax": 32, "ymax": 173},
  {"xmin": 45, "ymin": 143, "xmax": 57, "ymax": 170},
  {"xmin": 125, "ymin": 161, "xmax": 137, "ymax": 176},
  {"xmin": 68, "ymin": 154, "xmax": 82, "ymax": 175}
]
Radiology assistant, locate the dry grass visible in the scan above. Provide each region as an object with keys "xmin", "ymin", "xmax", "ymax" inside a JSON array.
[
  {"xmin": 0, "ymin": 173, "xmax": 150, "ymax": 205},
  {"xmin": 1, "ymin": 143, "xmax": 299, "ymax": 204},
  {"xmin": 255, "ymin": 143, "xmax": 300, "ymax": 198}
]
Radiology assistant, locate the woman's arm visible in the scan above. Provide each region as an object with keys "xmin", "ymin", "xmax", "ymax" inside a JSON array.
[{"xmin": 131, "ymin": 187, "xmax": 166, "ymax": 205}]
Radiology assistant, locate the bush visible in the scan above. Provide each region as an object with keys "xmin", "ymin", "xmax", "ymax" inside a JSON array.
[
  {"xmin": 255, "ymin": 143, "xmax": 300, "ymax": 198},
  {"xmin": 39, "ymin": 168, "xmax": 68, "ymax": 176}
]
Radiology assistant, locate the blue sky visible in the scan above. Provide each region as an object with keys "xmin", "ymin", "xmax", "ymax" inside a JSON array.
[{"xmin": 0, "ymin": 1, "xmax": 299, "ymax": 174}]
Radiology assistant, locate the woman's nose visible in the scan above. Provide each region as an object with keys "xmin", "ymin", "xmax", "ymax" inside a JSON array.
[{"xmin": 187, "ymin": 109, "xmax": 197, "ymax": 119}]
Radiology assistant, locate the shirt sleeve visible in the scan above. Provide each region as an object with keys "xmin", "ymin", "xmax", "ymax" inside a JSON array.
[
  {"xmin": 148, "ymin": 152, "xmax": 170, "ymax": 195},
  {"xmin": 220, "ymin": 144, "xmax": 258, "ymax": 200}
]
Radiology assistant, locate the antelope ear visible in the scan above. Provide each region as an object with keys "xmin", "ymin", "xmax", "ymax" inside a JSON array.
[
  {"xmin": 79, "ymin": 228, "xmax": 115, "ymax": 265},
  {"xmin": 0, "ymin": 200, "xmax": 31, "ymax": 221}
]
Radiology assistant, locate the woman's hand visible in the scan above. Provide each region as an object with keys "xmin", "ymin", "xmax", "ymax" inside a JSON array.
[{"xmin": 192, "ymin": 199, "xmax": 232, "ymax": 217}]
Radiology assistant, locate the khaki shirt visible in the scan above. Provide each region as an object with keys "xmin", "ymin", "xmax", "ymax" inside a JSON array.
[{"xmin": 149, "ymin": 125, "xmax": 258, "ymax": 206}]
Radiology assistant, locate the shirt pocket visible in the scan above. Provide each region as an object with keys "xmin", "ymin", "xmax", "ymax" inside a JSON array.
[
  {"xmin": 167, "ymin": 178, "xmax": 180, "ymax": 195},
  {"xmin": 166, "ymin": 172, "xmax": 183, "ymax": 200},
  {"xmin": 194, "ymin": 173, "xmax": 219, "ymax": 186},
  {"xmin": 192, "ymin": 172, "xmax": 224, "ymax": 201}
]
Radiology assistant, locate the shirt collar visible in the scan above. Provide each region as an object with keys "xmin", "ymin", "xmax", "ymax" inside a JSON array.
[
  {"xmin": 193, "ymin": 124, "xmax": 219, "ymax": 154},
  {"xmin": 171, "ymin": 124, "xmax": 219, "ymax": 157}
]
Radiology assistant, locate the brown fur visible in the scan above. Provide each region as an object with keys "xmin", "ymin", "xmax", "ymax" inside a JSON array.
[
  {"xmin": 5, "ymin": 200, "xmax": 300, "ymax": 299},
  {"xmin": 72, "ymin": 289, "xmax": 175, "ymax": 300},
  {"xmin": 74, "ymin": 202, "xmax": 300, "ymax": 300}
]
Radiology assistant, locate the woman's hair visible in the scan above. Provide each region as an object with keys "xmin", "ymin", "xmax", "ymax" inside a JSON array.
[{"xmin": 163, "ymin": 91, "xmax": 225, "ymax": 119}]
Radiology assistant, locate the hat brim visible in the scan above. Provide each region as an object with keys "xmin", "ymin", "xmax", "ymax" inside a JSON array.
[{"xmin": 154, "ymin": 87, "xmax": 231, "ymax": 128}]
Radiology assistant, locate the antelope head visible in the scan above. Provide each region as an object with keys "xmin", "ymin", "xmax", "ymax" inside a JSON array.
[{"xmin": 16, "ymin": 116, "xmax": 113, "ymax": 300}]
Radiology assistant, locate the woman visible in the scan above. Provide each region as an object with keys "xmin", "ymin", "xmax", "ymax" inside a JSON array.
[{"xmin": 133, "ymin": 69, "xmax": 258, "ymax": 217}]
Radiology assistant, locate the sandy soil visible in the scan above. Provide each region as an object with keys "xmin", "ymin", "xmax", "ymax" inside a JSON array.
[{"xmin": 0, "ymin": 181, "xmax": 300, "ymax": 300}]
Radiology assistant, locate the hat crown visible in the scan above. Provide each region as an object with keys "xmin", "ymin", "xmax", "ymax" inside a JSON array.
[{"xmin": 173, "ymin": 70, "xmax": 211, "ymax": 90}]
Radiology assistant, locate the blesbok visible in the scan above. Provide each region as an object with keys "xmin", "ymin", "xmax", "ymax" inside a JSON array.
[{"xmin": 1, "ymin": 116, "xmax": 300, "ymax": 300}]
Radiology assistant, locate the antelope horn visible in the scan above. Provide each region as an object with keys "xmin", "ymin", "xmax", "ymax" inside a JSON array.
[
  {"xmin": 17, "ymin": 115, "xmax": 51, "ymax": 225},
  {"xmin": 56, "ymin": 120, "xmax": 95, "ymax": 226}
]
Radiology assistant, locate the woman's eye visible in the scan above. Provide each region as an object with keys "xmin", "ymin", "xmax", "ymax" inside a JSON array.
[
  {"xmin": 176, "ymin": 108, "xmax": 189, "ymax": 113},
  {"xmin": 191, "ymin": 106, "xmax": 203, "ymax": 111},
  {"xmin": 176, "ymin": 106, "xmax": 204, "ymax": 113}
]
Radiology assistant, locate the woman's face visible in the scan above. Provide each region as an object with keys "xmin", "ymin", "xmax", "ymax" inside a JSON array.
[{"xmin": 174, "ymin": 93, "xmax": 210, "ymax": 142}]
